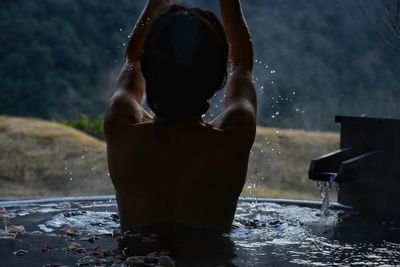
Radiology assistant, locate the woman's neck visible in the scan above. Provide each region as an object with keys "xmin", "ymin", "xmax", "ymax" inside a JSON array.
[{"xmin": 154, "ymin": 115, "xmax": 205, "ymax": 127}]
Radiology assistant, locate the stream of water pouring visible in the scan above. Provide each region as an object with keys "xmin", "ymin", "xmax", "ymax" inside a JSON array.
[{"xmin": 317, "ymin": 173, "xmax": 338, "ymax": 217}]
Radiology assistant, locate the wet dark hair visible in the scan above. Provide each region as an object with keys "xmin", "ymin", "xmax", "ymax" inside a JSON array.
[{"xmin": 141, "ymin": 6, "xmax": 228, "ymax": 121}]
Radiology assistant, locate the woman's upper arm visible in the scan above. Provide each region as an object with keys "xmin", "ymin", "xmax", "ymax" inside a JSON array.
[
  {"xmin": 211, "ymin": 70, "xmax": 257, "ymax": 144},
  {"xmin": 215, "ymin": 0, "xmax": 256, "ymax": 142},
  {"xmin": 103, "ymin": 90, "xmax": 151, "ymax": 137}
]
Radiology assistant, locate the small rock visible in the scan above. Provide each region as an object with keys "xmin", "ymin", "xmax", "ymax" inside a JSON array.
[
  {"xmin": 77, "ymin": 256, "xmax": 93, "ymax": 266},
  {"xmin": 95, "ymin": 232, "xmax": 113, "ymax": 238},
  {"xmin": 0, "ymin": 208, "xmax": 13, "ymax": 219},
  {"xmin": 7, "ymin": 225, "xmax": 25, "ymax": 234},
  {"xmin": 112, "ymin": 229, "xmax": 121, "ymax": 237},
  {"xmin": 64, "ymin": 226, "xmax": 81, "ymax": 237},
  {"xmin": 68, "ymin": 242, "xmax": 86, "ymax": 254},
  {"xmin": 126, "ymin": 256, "xmax": 146, "ymax": 266},
  {"xmin": 56, "ymin": 202, "xmax": 71, "ymax": 209},
  {"xmin": 145, "ymin": 252, "xmax": 159, "ymax": 264},
  {"xmin": 103, "ymin": 249, "xmax": 118, "ymax": 257},
  {"xmin": 80, "ymin": 235, "xmax": 96, "ymax": 243},
  {"xmin": 158, "ymin": 256, "xmax": 175, "ymax": 267},
  {"xmin": 159, "ymin": 250, "xmax": 170, "ymax": 256},
  {"xmin": 0, "ymin": 231, "xmax": 16, "ymax": 239},
  {"xmin": 87, "ymin": 246, "xmax": 102, "ymax": 257},
  {"xmin": 13, "ymin": 249, "xmax": 28, "ymax": 256}
]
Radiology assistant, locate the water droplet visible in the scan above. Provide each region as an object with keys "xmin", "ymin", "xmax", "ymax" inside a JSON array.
[
  {"xmin": 271, "ymin": 81, "xmax": 275, "ymax": 84},
  {"xmin": 296, "ymin": 108, "xmax": 300, "ymax": 112},
  {"xmin": 81, "ymin": 155, "xmax": 86, "ymax": 159},
  {"xmin": 292, "ymin": 91, "xmax": 296, "ymax": 95},
  {"xmin": 276, "ymin": 130, "xmax": 280, "ymax": 134},
  {"xmin": 119, "ymin": 28, "xmax": 123, "ymax": 32},
  {"xmin": 270, "ymin": 70, "xmax": 276, "ymax": 74},
  {"xmin": 271, "ymin": 115, "xmax": 276, "ymax": 119},
  {"xmin": 69, "ymin": 177, "xmax": 73, "ymax": 181},
  {"xmin": 275, "ymin": 111, "xmax": 280, "ymax": 115}
]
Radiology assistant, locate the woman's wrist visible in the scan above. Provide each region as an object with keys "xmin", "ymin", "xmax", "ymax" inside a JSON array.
[
  {"xmin": 147, "ymin": 0, "xmax": 170, "ymax": 14},
  {"xmin": 127, "ymin": 1, "xmax": 169, "ymax": 62}
]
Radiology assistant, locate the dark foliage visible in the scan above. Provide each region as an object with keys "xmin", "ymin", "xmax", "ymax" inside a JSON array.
[
  {"xmin": 0, "ymin": 0, "xmax": 143, "ymax": 119},
  {"xmin": 1, "ymin": 0, "xmax": 399, "ymax": 130},
  {"xmin": 59, "ymin": 115, "xmax": 104, "ymax": 140}
]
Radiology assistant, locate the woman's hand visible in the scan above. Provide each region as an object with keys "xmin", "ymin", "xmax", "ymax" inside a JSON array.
[
  {"xmin": 147, "ymin": 0, "xmax": 171, "ymax": 12},
  {"xmin": 149, "ymin": 0, "xmax": 170, "ymax": 5},
  {"xmin": 126, "ymin": 0, "xmax": 171, "ymax": 62}
]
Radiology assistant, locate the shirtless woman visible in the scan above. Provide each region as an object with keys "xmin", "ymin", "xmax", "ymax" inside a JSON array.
[{"xmin": 104, "ymin": 0, "xmax": 256, "ymax": 235}]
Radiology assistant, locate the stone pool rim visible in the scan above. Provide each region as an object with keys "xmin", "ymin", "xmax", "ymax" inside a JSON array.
[{"xmin": 0, "ymin": 195, "xmax": 352, "ymax": 210}]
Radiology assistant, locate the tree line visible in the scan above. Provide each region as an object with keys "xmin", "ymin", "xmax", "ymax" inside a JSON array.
[{"xmin": 1, "ymin": 0, "xmax": 399, "ymax": 131}]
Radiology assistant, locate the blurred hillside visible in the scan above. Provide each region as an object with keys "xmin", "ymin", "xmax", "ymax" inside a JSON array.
[
  {"xmin": 0, "ymin": 116, "xmax": 113, "ymax": 198},
  {"xmin": 0, "ymin": 116, "xmax": 338, "ymax": 200},
  {"xmin": 1, "ymin": 0, "xmax": 399, "ymax": 130}
]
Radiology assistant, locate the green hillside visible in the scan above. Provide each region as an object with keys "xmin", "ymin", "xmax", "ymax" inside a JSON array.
[{"xmin": 1, "ymin": 0, "xmax": 399, "ymax": 130}]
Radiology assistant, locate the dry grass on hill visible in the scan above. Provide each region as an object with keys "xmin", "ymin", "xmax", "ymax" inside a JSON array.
[
  {"xmin": 0, "ymin": 116, "xmax": 339, "ymax": 200},
  {"xmin": 242, "ymin": 127, "xmax": 339, "ymax": 200},
  {"xmin": 0, "ymin": 116, "xmax": 113, "ymax": 198}
]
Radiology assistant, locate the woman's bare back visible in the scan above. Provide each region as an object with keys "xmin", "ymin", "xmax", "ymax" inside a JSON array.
[{"xmin": 106, "ymin": 119, "xmax": 252, "ymax": 233}]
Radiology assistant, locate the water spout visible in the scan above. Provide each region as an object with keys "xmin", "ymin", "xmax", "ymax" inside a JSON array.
[{"xmin": 317, "ymin": 173, "xmax": 338, "ymax": 217}]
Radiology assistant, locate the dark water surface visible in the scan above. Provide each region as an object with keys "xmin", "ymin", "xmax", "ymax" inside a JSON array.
[{"xmin": 1, "ymin": 198, "xmax": 400, "ymax": 266}]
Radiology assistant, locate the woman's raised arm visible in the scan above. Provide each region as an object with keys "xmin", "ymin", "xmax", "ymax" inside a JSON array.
[
  {"xmin": 220, "ymin": 0, "xmax": 253, "ymax": 72},
  {"xmin": 119, "ymin": 0, "xmax": 170, "ymax": 102},
  {"xmin": 213, "ymin": 0, "xmax": 256, "ymax": 137},
  {"xmin": 105, "ymin": 1, "xmax": 169, "ymax": 129}
]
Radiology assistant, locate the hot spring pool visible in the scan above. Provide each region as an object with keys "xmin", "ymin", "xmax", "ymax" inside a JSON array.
[{"xmin": 1, "ymin": 196, "xmax": 400, "ymax": 266}]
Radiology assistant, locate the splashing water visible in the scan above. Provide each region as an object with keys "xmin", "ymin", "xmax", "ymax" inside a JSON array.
[
  {"xmin": 2, "ymin": 199, "xmax": 400, "ymax": 266},
  {"xmin": 317, "ymin": 173, "xmax": 338, "ymax": 217}
]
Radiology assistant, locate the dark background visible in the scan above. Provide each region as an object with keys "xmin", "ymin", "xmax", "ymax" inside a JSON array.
[{"xmin": 1, "ymin": 0, "xmax": 399, "ymax": 131}]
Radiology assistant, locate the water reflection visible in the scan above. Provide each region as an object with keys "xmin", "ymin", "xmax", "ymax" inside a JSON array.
[
  {"xmin": 119, "ymin": 224, "xmax": 236, "ymax": 267},
  {"xmin": 1, "ymin": 199, "xmax": 400, "ymax": 266}
]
